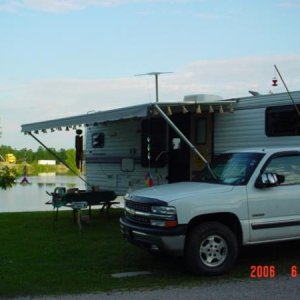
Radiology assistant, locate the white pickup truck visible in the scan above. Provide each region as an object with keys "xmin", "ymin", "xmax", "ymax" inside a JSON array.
[{"xmin": 120, "ymin": 148, "xmax": 300, "ymax": 275}]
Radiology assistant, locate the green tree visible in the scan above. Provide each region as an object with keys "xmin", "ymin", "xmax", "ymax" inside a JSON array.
[
  {"xmin": 59, "ymin": 148, "xmax": 67, "ymax": 161},
  {"xmin": 0, "ymin": 144, "xmax": 79, "ymax": 177},
  {"xmin": 65, "ymin": 149, "xmax": 79, "ymax": 174},
  {"xmin": 0, "ymin": 145, "xmax": 16, "ymax": 161},
  {"xmin": 0, "ymin": 166, "xmax": 17, "ymax": 190},
  {"xmin": 16, "ymin": 148, "xmax": 34, "ymax": 163}
]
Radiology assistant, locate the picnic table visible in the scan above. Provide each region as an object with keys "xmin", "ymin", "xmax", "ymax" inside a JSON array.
[{"xmin": 46, "ymin": 188, "xmax": 118, "ymax": 221}]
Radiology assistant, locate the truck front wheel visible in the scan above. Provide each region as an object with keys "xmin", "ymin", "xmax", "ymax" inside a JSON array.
[{"xmin": 185, "ymin": 222, "xmax": 238, "ymax": 275}]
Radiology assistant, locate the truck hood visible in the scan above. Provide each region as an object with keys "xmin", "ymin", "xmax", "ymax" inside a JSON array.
[{"xmin": 130, "ymin": 182, "xmax": 234, "ymax": 203}]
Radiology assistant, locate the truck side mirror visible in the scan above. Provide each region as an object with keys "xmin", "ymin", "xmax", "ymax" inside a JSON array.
[{"xmin": 255, "ymin": 173, "xmax": 285, "ymax": 188}]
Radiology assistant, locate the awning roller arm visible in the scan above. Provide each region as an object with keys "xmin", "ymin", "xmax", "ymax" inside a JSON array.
[{"xmin": 28, "ymin": 132, "xmax": 92, "ymax": 188}]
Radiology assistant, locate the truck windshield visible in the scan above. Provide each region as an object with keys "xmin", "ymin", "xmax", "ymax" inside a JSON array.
[{"xmin": 195, "ymin": 152, "xmax": 265, "ymax": 185}]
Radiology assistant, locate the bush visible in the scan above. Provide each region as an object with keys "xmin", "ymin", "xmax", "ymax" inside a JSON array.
[{"xmin": 0, "ymin": 166, "xmax": 17, "ymax": 189}]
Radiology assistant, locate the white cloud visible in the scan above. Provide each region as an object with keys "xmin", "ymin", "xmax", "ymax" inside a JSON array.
[
  {"xmin": 173, "ymin": 55, "xmax": 300, "ymax": 98},
  {"xmin": 23, "ymin": 0, "xmax": 83, "ymax": 12},
  {"xmin": 0, "ymin": 0, "xmax": 120, "ymax": 12},
  {"xmin": 0, "ymin": 0, "xmax": 205, "ymax": 12},
  {"xmin": 279, "ymin": 1, "xmax": 300, "ymax": 9},
  {"xmin": 5, "ymin": 56, "xmax": 300, "ymax": 110},
  {"xmin": 0, "ymin": 0, "xmax": 22, "ymax": 12}
]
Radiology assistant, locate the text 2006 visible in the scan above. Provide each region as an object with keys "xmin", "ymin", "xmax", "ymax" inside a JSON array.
[{"xmin": 250, "ymin": 265, "xmax": 276, "ymax": 278}]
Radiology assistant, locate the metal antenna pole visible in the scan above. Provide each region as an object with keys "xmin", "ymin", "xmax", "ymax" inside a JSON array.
[
  {"xmin": 135, "ymin": 72, "xmax": 173, "ymax": 102},
  {"xmin": 155, "ymin": 73, "xmax": 159, "ymax": 102}
]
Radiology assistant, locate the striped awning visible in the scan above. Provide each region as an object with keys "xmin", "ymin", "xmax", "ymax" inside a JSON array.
[{"xmin": 21, "ymin": 100, "xmax": 235, "ymax": 134}]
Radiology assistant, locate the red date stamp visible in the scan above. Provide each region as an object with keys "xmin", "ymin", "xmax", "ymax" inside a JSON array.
[
  {"xmin": 250, "ymin": 265, "xmax": 276, "ymax": 278},
  {"xmin": 290, "ymin": 265, "xmax": 298, "ymax": 278},
  {"xmin": 250, "ymin": 265, "xmax": 298, "ymax": 278}
]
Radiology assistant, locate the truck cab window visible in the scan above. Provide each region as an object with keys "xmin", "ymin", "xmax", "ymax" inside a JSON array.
[
  {"xmin": 264, "ymin": 155, "xmax": 300, "ymax": 185},
  {"xmin": 195, "ymin": 152, "xmax": 264, "ymax": 185}
]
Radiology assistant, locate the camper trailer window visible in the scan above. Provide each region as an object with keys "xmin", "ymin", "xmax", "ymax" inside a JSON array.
[
  {"xmin": 266, "ymin": 105, "xmax": 300, "ymax": 136},
  {"xmin": 92, "ymin": 133, "xmax": 105, "ymax": 148},
  {"xmin": 195, "ymin": 118, "xmax": 207, "ymax": 144}
]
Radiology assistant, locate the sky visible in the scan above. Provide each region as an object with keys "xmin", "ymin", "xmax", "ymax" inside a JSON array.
[{"xmin": 0, "ymin": 0, "xmax": 300, "ymax": 150}]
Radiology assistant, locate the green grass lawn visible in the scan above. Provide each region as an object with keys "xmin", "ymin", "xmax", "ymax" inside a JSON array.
[{"xmin": 0, "ymin": 209, "xmax": 299, "ymax": 298}]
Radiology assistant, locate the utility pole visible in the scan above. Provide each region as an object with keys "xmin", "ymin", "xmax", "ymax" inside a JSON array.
[{"xmin": 135, "ymin": 72, "xmax": 172, "ymax": 102}]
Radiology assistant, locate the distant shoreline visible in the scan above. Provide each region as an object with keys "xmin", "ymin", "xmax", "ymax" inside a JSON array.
[{"xmin": 0, "ymin": 162, "xmax": 75, "ymax": 176}]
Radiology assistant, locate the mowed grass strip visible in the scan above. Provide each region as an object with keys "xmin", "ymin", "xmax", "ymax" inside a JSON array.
[{"xmin": 0, "ymin": 209, "xmax": 299, "ymax": 297}]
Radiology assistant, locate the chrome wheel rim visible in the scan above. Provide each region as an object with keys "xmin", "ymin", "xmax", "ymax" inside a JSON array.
[{"xmin": 199, "ymin": 235, "xmax": 228, "ymax": 267}]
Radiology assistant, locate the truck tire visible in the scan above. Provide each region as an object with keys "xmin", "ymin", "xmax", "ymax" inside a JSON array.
[{"xmin": 185, "ymin": 222, "xmax": 238, "ymax": 275}]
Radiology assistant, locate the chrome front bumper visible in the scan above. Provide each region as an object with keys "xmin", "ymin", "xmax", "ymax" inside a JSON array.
[{"xmin": 120, "ymin": 217, "xmax": 186, "ymax": 256}]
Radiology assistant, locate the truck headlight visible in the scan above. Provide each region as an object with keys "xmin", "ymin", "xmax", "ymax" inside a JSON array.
[
  {"xmin": 151, "ymin": 206, "xmax": 177, "ymax": 215},
  {"xmin": 150, "ymin": 206, "xmax": 177, "ymax": 228}
]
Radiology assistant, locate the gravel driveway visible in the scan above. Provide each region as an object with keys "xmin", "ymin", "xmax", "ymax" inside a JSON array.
[{"xmin": 15, "ymin": 275, "xmax": 300, "ymax": 300}]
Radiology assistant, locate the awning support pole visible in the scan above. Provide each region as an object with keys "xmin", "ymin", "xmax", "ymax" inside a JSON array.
[
  {"xmin": 28, "ymin": 132, "xmax": 92, "ymax": 188},
  {"xmin": 153, "ymin": 104, "xmax": 217, "ymax": 179}
]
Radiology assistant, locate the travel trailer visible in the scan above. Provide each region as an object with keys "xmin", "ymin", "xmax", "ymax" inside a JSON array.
[{"xmin": 21, "ymin": 90, "xmax": 300, "ymax": 194}]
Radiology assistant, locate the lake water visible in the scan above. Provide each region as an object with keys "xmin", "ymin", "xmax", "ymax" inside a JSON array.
[{"xmin": 0, "ymin": 175, "xmax": 87, "ymax": 212}]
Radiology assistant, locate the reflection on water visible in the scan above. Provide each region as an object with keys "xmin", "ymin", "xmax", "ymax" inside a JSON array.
[{"xmin": 0, "ymin": 175, "xmax": 86, "ymax": 213}]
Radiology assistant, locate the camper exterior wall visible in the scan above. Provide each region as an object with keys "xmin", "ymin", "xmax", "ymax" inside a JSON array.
[
  {"xmin": 86, "ymin": 162, "xmax": 167, "ymax": 195},
  {"xmin": 85, "ymin": 119, "xmax": 168, "ymax": 194},
  {"xmin": 214, "ymin": 91, "xmax": 300, "ymax": 154},
  {"xmin": 233, "ymin": 90, "xmax": 300, "ymax": 110}
]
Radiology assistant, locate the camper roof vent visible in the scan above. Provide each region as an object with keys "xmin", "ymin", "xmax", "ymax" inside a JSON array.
[{"xmin": 183, "ymin": 94, "xmax": 223, "ymax": 102}]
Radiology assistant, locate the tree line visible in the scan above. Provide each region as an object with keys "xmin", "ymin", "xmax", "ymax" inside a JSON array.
[
  {"xmin": 0, "ymin": 145, "xmax": 69, "ymax": 164},
  {"xmin": 0, "ymin": 145, "xmax": 78, "ymax": 189}
]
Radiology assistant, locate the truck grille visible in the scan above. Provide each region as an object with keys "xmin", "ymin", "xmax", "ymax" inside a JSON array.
[
  {"xmin": 125, "ymin": 200, "xmax": 151, "ymax": 212},
  {"xmin": 125, "ymin": 200, "xmax": 151, "ymax": 225}
]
